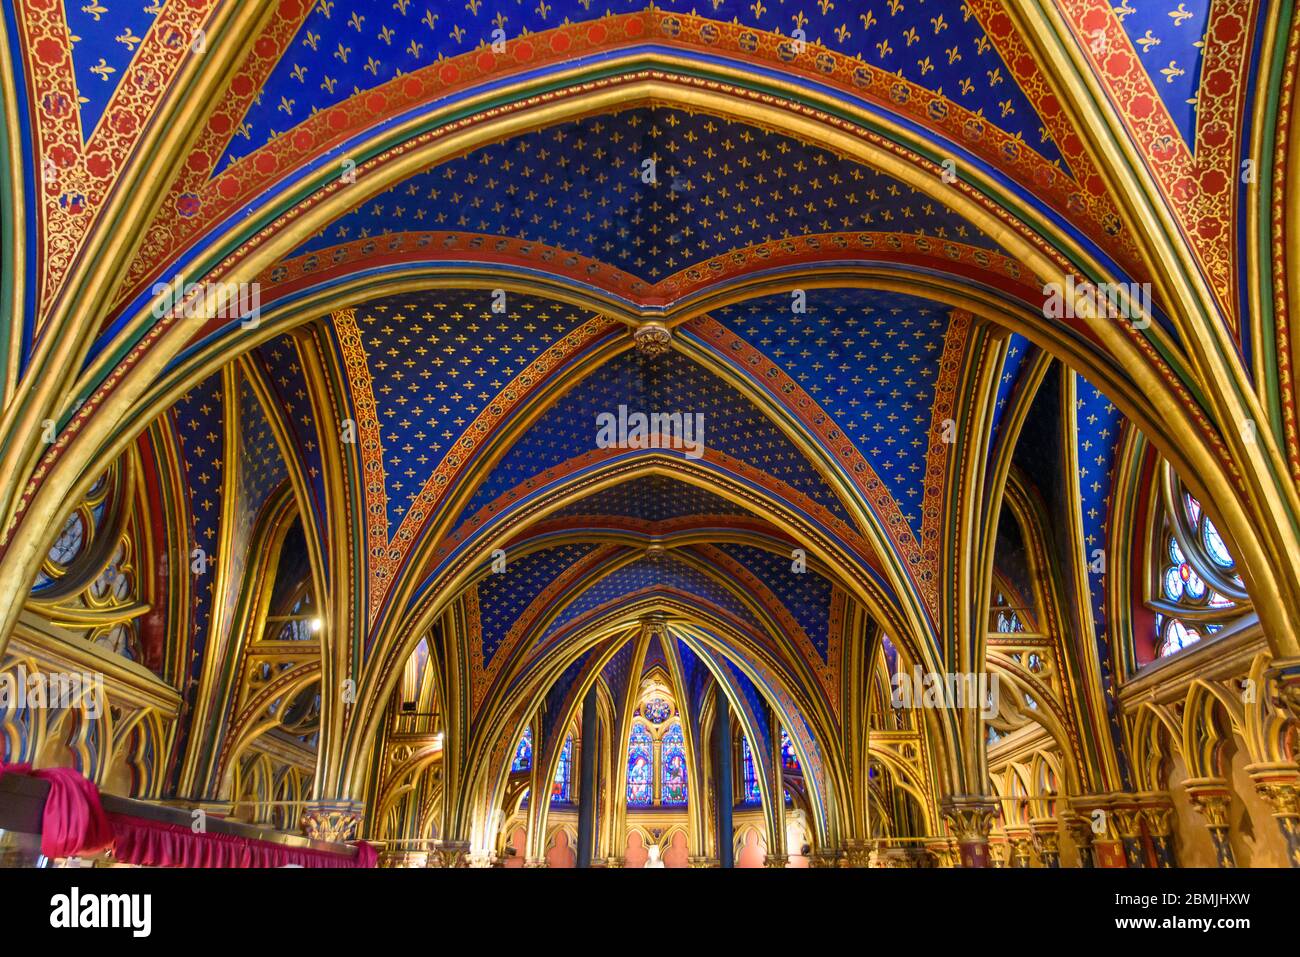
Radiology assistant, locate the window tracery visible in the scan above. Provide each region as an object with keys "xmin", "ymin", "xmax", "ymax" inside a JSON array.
[
  {"xmin": 624, "ymin": 677, "xmax": 690, "ymax": 809},
  {"xmin": 660, "ymin": 720, "xmax": 687, "ymax": 806},
  {"xmin": 1150, "ymin": 463, "xmax": 1249, "ymax": 660},
  {"xmin": 626, "ymin": 721, "xmax": 654, "ymax": 807},
  {"xmin": 26, "ymin": 458, "xmax": 148, "ymax": 666}
]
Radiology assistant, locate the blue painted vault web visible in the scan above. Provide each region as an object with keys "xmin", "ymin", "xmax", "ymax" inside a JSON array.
[
  {"xmin": 341, "ymin": 289, "xmax": 598, "ymax": 534},
  {"xmin": 709, "ymin": 288, "xmax": 954, "ymax": 538},
  {"xmin": 549, "ymin": 473, "xmax": 750, "ymax": 523},
  {"xmin": 254, "ymin": 334, "xmax": 328, "ymax": 537},
  {"xmin": 541, "ymin": 554, "xmax": 763, "ymax": 643},
  {"xmin": 600, "ymin": 638, "xmax": 637, "ymax": 710},
  {"xmin": 474, "ymin": 541, "xmax": 600, "ymax": 666},
  {"xmin": 63, "ymin": 0, "xmax": 164, "ymax": 141},
  {"xmin": 172, "ymin": 371, "xmax": 224, "ymax": 664},
  {"xmin": 290, "ymin": 107, "xmax": 1003, "ymax": 281},
  {"xmin": 220, "ymin": 1, "xmax": 1062, "ymax": 172},
  {"xmin": 236, "ymin": 372, "xmax": 287, "ymax": 522},
  {"xmin": 989, "ymin": 332, "xmax": 1033, "ymax": 454},
  {"xmin": 1115, "ymin": 0, "xmax": 1211, "ymax": 147},
  {"xmin": 716, "ymin": 542, "xmax": 833, "ymax": 661},
  {"xmin": 456, "ymin": 348, "xmax": 853, "ymax": 529}
]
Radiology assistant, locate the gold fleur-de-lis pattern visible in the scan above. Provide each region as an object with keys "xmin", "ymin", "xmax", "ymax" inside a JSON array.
[
  {"xmin": 1113, "ymin": 0, "xmax": 1210, "ymax": 144},
  {"xmin": 295, "ymin": 107, "xmax": 1001, "ymax": 282},
  {"xmin": 221, "ymin": 0, "xmax": 1062, "ymax": 170}
]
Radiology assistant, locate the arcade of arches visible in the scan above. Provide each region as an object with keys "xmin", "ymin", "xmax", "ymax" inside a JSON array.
[{"xmin": 2, "ymin": 0, "xmax": 1300, "ymax": 871}]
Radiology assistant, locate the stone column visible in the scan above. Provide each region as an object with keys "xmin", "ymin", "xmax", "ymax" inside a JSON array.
[
  {"xmin": 1112, "ymin": 806, "xmax": 1147, "ymax": 868},
  {"xmin": 763, "ymin": 853, "xmax": 789, "ymax": 868},
  {"xmin": 1029, "ymin": 818, "xmax": 1061, "ymax": 867},
  {"xmin": 1137, "ymin": 797, "xmax": 1178, "ymax": 868},
  {"xmin": 1062, "ymin": 813, "xmax": 1096, "ymax": 867},
  {"xmin": 576, "ymin": 685, "xmax": 599, "ymax": 868},
  {"xmin": 1006, "ymin": 829, "xmax": 1035, "ymax": 868},
  {"xmin": 988, "ymin": 836, "xmax": 1010, "ymax": 867},
  {"xmin": 941, "ymin": 796, "xmax": 998, "ymax": 868},
  {"xmin": 1070, "ymin": 799, "xmax": 1126, "ymax": 867},
  {"xmin": 712, "ymin": 693, "xmax": 734, "ymax": 868},
  {"xmin": 1183, "ymin": 778, "xmax": 1237, "ymax": 867},
  {"xmin": 1247, "ymin": 764, "xmax": 1300, "ymax": 866},
  {"xmin": 688, "ymin": 856, "xmax": 718, "ymax": 868}
]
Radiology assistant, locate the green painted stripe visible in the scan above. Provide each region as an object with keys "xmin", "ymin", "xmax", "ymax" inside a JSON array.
[
  {"xmin": 0, "ymin": 78, "xmax": 18, "ymax": 454},
  {"xmin": 1254, "ymin": 0, "xmax": 1293, "ymax": 449}
]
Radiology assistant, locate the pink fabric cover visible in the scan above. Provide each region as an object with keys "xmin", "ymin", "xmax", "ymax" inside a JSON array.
[
  {"xmin": 0, "ymin": 763, "xmax": 114, "ymax": 858},
  {"xmin": 0, "ymin": 763, "xmax": 375, "ymax": 868}
]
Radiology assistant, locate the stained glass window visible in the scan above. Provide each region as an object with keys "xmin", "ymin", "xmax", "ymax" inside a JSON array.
[
  {"xmin": 551, "ymin": 734, "xmax": 573, "ymax": 803},
  {"xmin": 780, "ymin": 728, "xmax": 801, "ymax": 774},
  {"xmin": 881, "ymin": 634, "xmax": 899, "ymax": 681},
  {"xmin": 275, "ymin": 593, "xmax": 318, "ymax": 642},
  {"xmin": 1155, "ymin": 488, "xmax": 1244, "ymax": 659},
  {"xmin": 660, "ymin": 721, "xmax": 688, "ymax": 806},
  {"xmin": 992, "ymin": 591, "xmax": 1025, "ymax": 633},
  {"xmin": 94, "ymin": 623, "xmax": 140, "ymax": 662},
  {"xmin": 740, "ymin": 735, "xmax": 761, "ymax": 804},
  {"xmin": 48, "ymin": 512, "xmax": 87, "ymax": 569},
  {"xmin": 33, "ymin": 469, "xmax": 115, "ymax": 593},
  {"xmin": 511, "ymin": 726, "xmax": 532, "ymax": 772},
  {"xmin": 644, "ymin": 697, "xmax": 672, "ymax": 726},
  {"xmin": 627, "ymin": 722, "xmax": 654, "ymax": 807}
]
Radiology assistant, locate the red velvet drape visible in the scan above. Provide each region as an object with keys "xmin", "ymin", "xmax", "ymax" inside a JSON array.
[
  {"xmin": 0, "ymin": 763, "xmax": 114, "ymax": 858},
  {"xmin": 0, "ymin": 764, "xmax": 376, "ymax": 868}
]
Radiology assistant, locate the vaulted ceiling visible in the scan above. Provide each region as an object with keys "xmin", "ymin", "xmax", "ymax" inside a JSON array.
[{"xmin": 6, "ymin": 0, "xmax": 1293, "ymax": 818}]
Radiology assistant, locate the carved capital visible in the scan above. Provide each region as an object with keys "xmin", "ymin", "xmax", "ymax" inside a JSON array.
[
  {"xmin": 1266, "ymin": 658, "xmax": 1300, "ymax": 722},
  {"xmin": 1246, "ymin": 764, "xmax": 1300, "ymax": 818},
  {"xmin": 838, "ymin": 839, "xmax": 873, "ymax": 868},
  {"xmin": 1183, "ymin": 779, "xmax": 1233, "ymax": 830},
  {"xmin": 1111, "ymin": 807, "xmax": 1146, "ymax": 840},
  {"xmin": 379, "ymin": 850, "xmax": 429, "ymax": 868},
  {"xmin": 926, "ymin": 838, "xmax": 959, "ymax": 868},
  {"xmin": 432, "ymin": 841, "xmax": 472, "ymax": 868},
  {"xmin": 299, "ymin": 801, "xmax": 364, "ymax": 843},
  {"xmin": 1030, "ymin": 823, "xmax": 1061, "ymax": 866},
  {"xmin": 1137, "ymin": 801, "xmax": 1177, "ymax": 838},
  {"xmin": 941, "ymin": 795, "xmax": 998, "ymax": 842},
  {"xmin": 1062, "ymin": 813, "xmax": 1094, "ymax": 844},
  {"xmin": 1007, "ymin": 832, "xmax": 1035, "ymax": 868}
]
